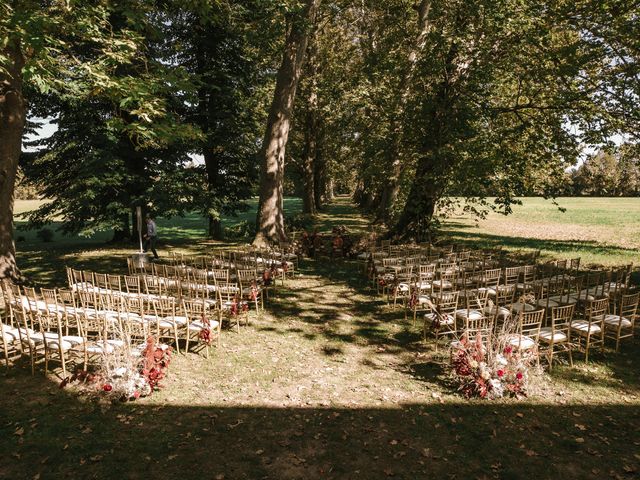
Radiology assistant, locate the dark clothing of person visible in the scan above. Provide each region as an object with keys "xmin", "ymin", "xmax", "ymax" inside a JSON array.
[{"xmin": 144, "ymin": 219, "xmax": 159, "ymax": 258}]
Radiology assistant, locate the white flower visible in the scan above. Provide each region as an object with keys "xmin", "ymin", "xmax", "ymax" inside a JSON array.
[
  {"xmin": 481, "ymin": 370, "xmax": 491, "ymax": 380},
  {"xmin": 470, "ymin": 360, "xmax": 479, "ymax": 369},
  {"xmin": 488, "ymin": 379, "xmax": 504, "ymax": 398},
  {"xmin": 496, "ymin": 354, "xmax": 508, "ymax": 366}
]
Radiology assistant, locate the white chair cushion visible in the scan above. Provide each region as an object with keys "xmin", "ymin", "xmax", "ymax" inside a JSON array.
[
  {"xmin": 162, "ymin": 316, "xmax": 189, "ymax": 326},
  {"xmin": 432, "ymin": 280, "xmax": 452, "ymax": 289},
  {"xmin": 547, "ymin": 295, "xmax": 577, "ymax": 305},
  {"xmin": 397, "ymin": 283, "xmax": 410, "ymax": 292},
  {"xmin": 455, "ymin": 309, "xmax": 484, "ymax": 321},
  {"xmin": 536, "ymin": 298, "xmax": 561, "ymax": 308},
  {"xmin": 1, "ymin": 324, "xmax": 20, "ymax": 342},
  {"xmin": 538, "ymin": 327, "xmax": 567, "ymax": 343},
  {"xmin": 85, "ymin": 343, "xmax": 115, "ymax": 354},
  {"xmin": 507, "ymin": 334, "xmax": 536, "ymax": 350},
  {"xmin": 424, "ymin": 313, "xmax": 455, "ymax": 325},
  {"xmin": 188, "ymin": 320, "xmax": 220, "ymax": 331},
  {"xmin": 598, "ymin": 314, "xmax": 632, "ymax": 329},
  {"xmin": 484, "ymin": 306, "xmax": 511, "ymax": 320},
  {"xmin": 509, "ymin": 302, "xmax": 537, "ymax": 313},
  {"xmin": 570, "ymin": 320, "xmax": 602, "ymax": 336},
  {"xmin": 477, "ymin": 287, "xmax": 497, "ymax": 296},
  {"xmin": 417, "ymin": 295, "xmax": 431, "ymax": 305}
]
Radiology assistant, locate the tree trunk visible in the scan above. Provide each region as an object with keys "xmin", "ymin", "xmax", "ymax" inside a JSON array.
[
  {"xmin": 301, "ymin": 37, "xmax": 319, "ymax": 215},
  {"xmin": 0, "ymin": 41, "xmax": 26, "ymax": 281},
  {"xmin": 375, "ymin": 0, "xmax": 432, "ymax": 224},
  {"xmin": 253, "ymin": 0, "xmax": 321, "ymax": 247},
  {"xmin": 204, "ymin": 149, "xmax": 224, "ymax": 240}
]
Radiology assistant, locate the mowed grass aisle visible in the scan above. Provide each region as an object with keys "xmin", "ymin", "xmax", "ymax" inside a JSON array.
[{"xmin": 1, "ymin": 197, "xmax": 639, "ymax": 479}]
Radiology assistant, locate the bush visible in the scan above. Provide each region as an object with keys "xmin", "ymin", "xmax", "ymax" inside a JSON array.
[
  {"xmin": 285, "ymin": 213, "xmax": 314, "ymax": 233},
  {"xmin": 36, "ymin": 228, "xmax": 54, "ymax": 243},
  {"xmin": 224, "ymin": 220, "xmax": 255, "ymax": 240}
]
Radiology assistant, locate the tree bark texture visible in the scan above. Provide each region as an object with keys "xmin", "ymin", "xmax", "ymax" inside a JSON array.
[
  {"xmin": 375, "ymin": 0, "xmax": 432, "ymax": 224},
  {"xmin": 253, "ymin": 0, "xmax": 321, "ymax": 247},
  {"xmin": 0, "ymin": 40, "xmax": 26, "ymax": 281}
]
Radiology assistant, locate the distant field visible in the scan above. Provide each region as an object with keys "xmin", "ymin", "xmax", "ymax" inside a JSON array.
[{"xmin": 441, "ymin": 197, "xmax": 640, "ymax": 267}]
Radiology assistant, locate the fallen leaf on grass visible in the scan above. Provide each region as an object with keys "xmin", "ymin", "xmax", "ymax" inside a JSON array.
[
  {"xmin": 14, "ymin": 427, "xmax": 24, "ymax": 436},
  {"xmin": 575, "ymin": 438, "xmax": 584, "ymax": 443}
]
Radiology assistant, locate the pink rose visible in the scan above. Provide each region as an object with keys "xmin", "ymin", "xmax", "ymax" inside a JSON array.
[
  {"xmin": 497, "ymin": 370, "xmax": 505, "ymax": 378},
  {"xmin": 103, "ymin": 384, "xmax": 113, "ymax": 392},
  {"xmin": 516, "ymin": 372, "xmax": 523, "ymax": 380}
]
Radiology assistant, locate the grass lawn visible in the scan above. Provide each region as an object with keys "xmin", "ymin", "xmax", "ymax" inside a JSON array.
[
  {"xmin": 440, "ymin": 197, "xmax": 640, "ymax": 267},
  {"xmin": 1, "ymin": 197, "xmax": 639, "ymax": 479}
]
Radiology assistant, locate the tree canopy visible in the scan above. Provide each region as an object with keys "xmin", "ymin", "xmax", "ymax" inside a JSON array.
[{"xmin": 1, "ymin": 0, "xmax": 639, "ymax": 277}]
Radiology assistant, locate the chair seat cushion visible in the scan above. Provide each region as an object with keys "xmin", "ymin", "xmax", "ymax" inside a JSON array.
[
  {"xmin": 1, "ymin": 325, "xmax": 20, "ymax": 342},
  {"xmin": 85, "ymin": 342, "xmax": 115, "ymax": 354},
  {"xmin": 161, "ymin": 316, "xmax": 189, "ymax": 326},
  {"xmin": 188, "ymin": 320, "xmax": 221, "ymax": 331},
  {"xmin": 455, "ymin": 309, "xmax": 484, "ymax": 321},
  {"xmin": 570, "ymin": 320, "xmax": 602, "ymax": 336},
  {"xmin": 484, "ymin": 305, "xmax": 511, "ymax": 320},
  {"xmin": 507, "ymin": 334, "xmax": 536, "ymax": 350},
  {"xmin": 536, "ymin": 298, "xmax": 561, "ymax": 308},
  {"xmin": 424, "ymin": 313, "xmax": 455, "ymax": 325},
  {"xmin": 397, "ymin": 283, "xmax": 410, "ymax": 292},
  {"xmin": 547, "ymin": 295, "xmax": 577, "ymax": 305},
  {"xmin": 538, "ymin": 327, "xmax": 567, "ymax": 343},
  {"xmin": 477, "ymin": 287, "xmax": 496, "ymax": 296},
  {"xmin": 432, "ymin": 280, "xmax": 452, "ymax": 289},
  {"xmin": 597, "ymin": 314, "xmax": 632, "ymax": 329},
  {"xmin": 417, "ymin": 295, "xmax": 431, "ymax": 305},
  {"xmin": 508, "ymin": 302, "xmax": 537, "ymax": 313}
]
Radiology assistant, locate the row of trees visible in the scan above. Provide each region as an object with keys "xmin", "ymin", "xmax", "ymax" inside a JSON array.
[{"xmin": 1, "ymin": 0, "xmax": 639, "ymax": 279}]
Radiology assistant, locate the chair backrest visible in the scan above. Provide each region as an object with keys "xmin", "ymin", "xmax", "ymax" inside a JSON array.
[
  {"xmin": 495, "ymin": 284, "xmax": 516, "ymax": 307},
  {"xmin": 518, "ymin": 309, "xmax": 544, "ymax": 337},
  {"xmin": 585, "ymin": 297, "xmax": 609, "ymax": 320},
  {"xmin": 123, "ymin": 275, "xmax": 140, "ymax": 294},
  {"xmin": 107, "ymin": 274, "xmax": 122, "ymax": 293},
  {"xmin": 504, "ymin": 267, "xmax": 520, "ymax": 285},
  {"xmin": 94, "ymin": 273, "xmax": 108, "ymax": 291},
  {"xmin": 551, "ymin": 304, "xmax": 575, "ymax": 328},
  {"xmin": 619, "ymin": 293, "xmax": 639, "ymax": 321},
  {"xmin": 520, "ymin": 265, "xmax": 536, "ymax": 284},
  {"xmin": 464, "ymin": 289, "xmax": 489, "ymax": 311}
]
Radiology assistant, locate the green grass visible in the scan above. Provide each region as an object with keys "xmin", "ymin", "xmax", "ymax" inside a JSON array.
[
  {"xmin": 1, "ymin": 224, "xmax": 639, "ymax": 478},
  {"xmin": 441, "ymin": 197, "xmax": 640, "ymax": 267},
  {"xmin": 1, "ymin": 197, "xmax": 640, "ymax": 479},
  {"xmin": 12, "ymin": 198, "xmax": 304, "ymax": 285}
]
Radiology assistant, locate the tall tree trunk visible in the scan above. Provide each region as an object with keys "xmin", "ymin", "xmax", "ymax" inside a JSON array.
[
  {"xmin": 204, "ymin": 149, "xmax": 224, "ymax": 239},
  {"xmin": 313, "ymin": 142, "xmax": 325, "ymax": 210},
  {"xmin": 0, "ymin": 41, "xmax": 26, "ymax": 281},
  {"xmin": 375, "ymin": 0, "xmax": 432, "ymax": 224},
  {"xmin": 301, "ymin": 37, "xmax": 319, "ymax": 215},
  {"xmin": 253, "ymin": 0, "xmax": 321, "ymax": 247},
  {"xmin": 194, "ymin": 29, "xmax": 224, "ymax": 241}
]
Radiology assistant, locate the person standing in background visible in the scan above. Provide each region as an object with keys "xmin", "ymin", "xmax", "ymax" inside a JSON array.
[{"xmin": 143, "ymin": 214, "xmax": 159, "ymax": 259}]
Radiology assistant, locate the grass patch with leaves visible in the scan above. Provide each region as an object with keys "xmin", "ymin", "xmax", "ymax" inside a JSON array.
[{"xmin": 2, "ymin": 197, "xmax": 639, "ymax": 478}]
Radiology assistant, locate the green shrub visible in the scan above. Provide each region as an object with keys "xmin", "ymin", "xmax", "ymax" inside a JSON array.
[
  {"xmin": 285, "ymin": 213, "xmax": 314, "ymax": 233},
  {"xmin": 224, "ymin": 220, "xmax": 255, "ymax": 240},
  {"xmin": 36, "ymin": 228, "xmax": 54, "ymax": 242}
]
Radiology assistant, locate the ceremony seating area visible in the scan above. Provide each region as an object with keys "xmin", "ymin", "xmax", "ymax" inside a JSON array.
[
  {"xmin": 361, "ymin": 241, "xmax": 637, "ymax": 369},
  {"xmin": 0, "ymin": 245, "xmax": 301, "ymax": 377}
]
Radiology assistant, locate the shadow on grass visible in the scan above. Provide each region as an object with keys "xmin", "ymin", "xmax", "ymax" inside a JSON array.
[{"xmin": 1, "ymin": 369, "xmax": 638, "ymax": 479}]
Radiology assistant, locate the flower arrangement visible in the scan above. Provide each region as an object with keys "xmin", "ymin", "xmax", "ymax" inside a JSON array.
[
  {"xmin": 450, "ymin": 295, "xmax": 540, "ymax": 400},
  {"xmin": 451, "ymin": 333, "xmax": 532, "ymax": 399},
  {"xmin": 60, "ymin": 333, "xmax": 172, "ymax": 402}
]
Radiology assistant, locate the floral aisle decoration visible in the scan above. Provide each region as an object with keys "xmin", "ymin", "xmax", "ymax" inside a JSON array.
[
  {"xmin": 198, "ymin": 314, "xmax": 213, "ymax": 346},
  {"xmin": 450, "ymin": 296, "xmax": 542, "ymax": 400},
  {"xmin": 60, "ymin": 330, "xmax": 172, "ymax": 402}
]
